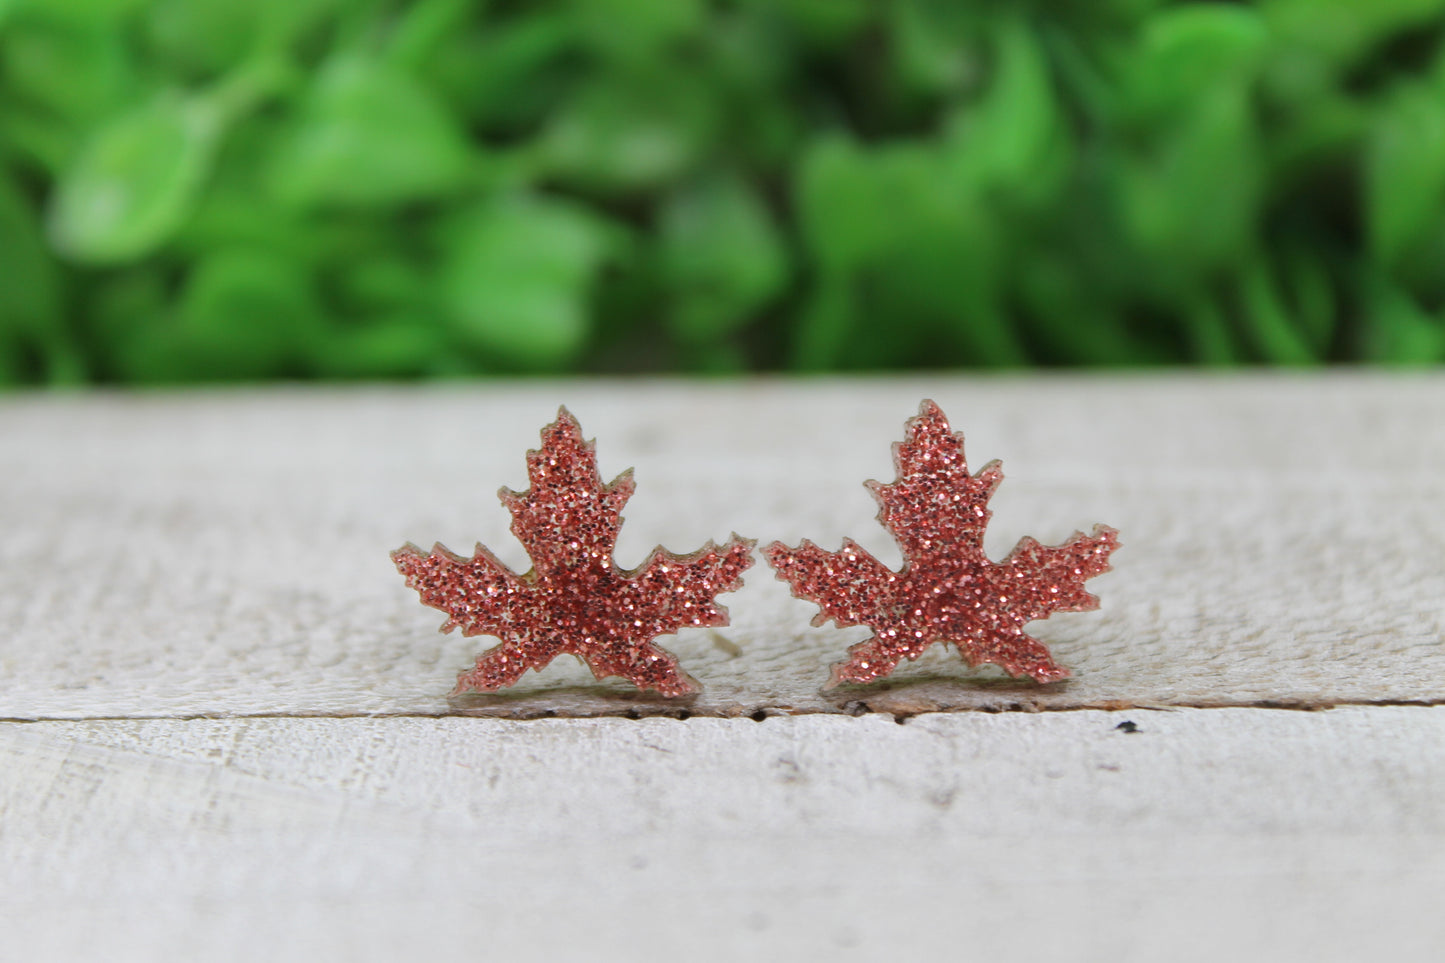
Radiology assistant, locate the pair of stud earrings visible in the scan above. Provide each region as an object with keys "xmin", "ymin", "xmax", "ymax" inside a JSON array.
[{"xmin": 393, "ymin": 400, "xmax": 1119, "ymax": 698}]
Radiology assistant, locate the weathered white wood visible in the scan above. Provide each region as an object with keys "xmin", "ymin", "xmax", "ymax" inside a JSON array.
[
  {"xmin": 2, "ymin": 708, "xmax": 1442, "ymax": 962},
  {"xmin": 2, "ymin": 374, "xmax": 1444, "ymax": 717},
  {"xmin": 5, "ymin": 379, "xmax": 1441, "ymax": 961}
]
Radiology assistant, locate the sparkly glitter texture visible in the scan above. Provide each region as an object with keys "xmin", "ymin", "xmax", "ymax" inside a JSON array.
[
  {"xmin": 393, "ymin": 408, "xmax": 754, "ymax": 697},
  {"xmin": 766, "ymin": 400, "xmax": 1118, "ymax": 687}
]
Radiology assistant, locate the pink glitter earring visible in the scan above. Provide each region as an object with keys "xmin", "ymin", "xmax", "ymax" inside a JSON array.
[
  {"xmin": 393, "ymin": 408, "xmax": 755, "ymax": 698},
  {"xmin": 765, "ymin": 400, "xmax": 1118, "ymax": 688}
]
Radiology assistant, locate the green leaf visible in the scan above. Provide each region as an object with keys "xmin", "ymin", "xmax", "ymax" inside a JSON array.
[
  {"xmin": 427, "ymin": 17, "xmax": 573, "ymax": 135},
  {"xmin": 17, "ymin": 0, "xmax": 146, "ymax": 25},
  {"xmin": 794, "ymin": 137, "xmax": 1018, "ymax": 365},
  {"xmin": 738, "ymin": 0, "xmax": 870, "ymax": 47},
  {"xmin": 0, "ymin": 173, "xmax": 60, "ymax": 335},
  {"xmin": 0, "ymin": 18, "xmax": 133, "ymax": 120},
  {"xmin": 1238, "ymin": 260, "xmax": 1316, "ymax": 364},
  {"xmin": 142, "ymin": 0, "xmax": 258, "ymax": 74},
  {"xmin": 1360, "ymin": 275, "xmax": 1445, "ymax": 363},
  {"xmin": 141, "ymin": 0, "xmax": 337, "ymax": 74},
  {"xmin": 945, "ymin": 18, "xmax": 1068, "ymax": 207},
  {"xmin": 1366, "ymin": 83, "xmax": 1445, "ymax": 267},
  {"xmin": 439, "ymin": 195, "xmax": 617, "ymax": 368},
  {"xmin": 1131, "ymin": 6, "xmax": 1269, "ymax": 117},
  {"xmin": 538, "ymin": 69, "xmax": 716, "ymax": 193},
  {"xmin": 791, "ymin": 272, "xmax": 856, "ymax": 370},
  {"xmin": 269, "ymin": 56, "xmax": 474, "ymax": 207},
  {"xmin": 1267, "ymin": 91, "xmax": 1367, "ymax": 183},
  {"xmin": 337, "ymin": 256, "xmax": 429, "ymax": 313},
  {"xmin": 659, "ymin": 174, "xmax": 787, "ymax": 342},
  {"xmin": 795, "ymin": 136, "xmax": 924, "ymax": 270},
  {"xmin": 1014, "ymin": 254, "xmax": 1147, "ymax": 365},
  {"xmin": 384, "ymin": 0, "xmax": 473, "ymax": 71},
  {"xmin": 569, "ymin": 0, "xmax": 703, "ymax": 58},
  {"xmin": 48, "ymin": 95, "xmax": 221, "ymax": 263},
  {"xmin": 1261, "ymin": 0, "xmax": 1445, "ymax": 66},
  {"xmin": 0, "ymin": 173, "xmax": 67, "ymax": 383},
  {"xmin": 1101, "ymin": 0, "xmax": 1169, "ymax": 19},
  {"xmin": 1181, "ymin": 291, "xmax": 1239, "ymax": 365},
  {"xmin": 1278, "ymin": 246, "xmax": 1337, "ymax": 353},
  {"xmin": 315, "ymin": 315, "xmax": 453, "ymax": 378},
  {"xmin": 88, "ymin": 268, "xmax": 172, "ymax": 381},
  {"xmin": 168, "ymin": 248, "xmax": 323, "ymax": 380},
  {"xmin": 92, "ymin": 254, "xmax": 321, "ymax": 383},
  {"xmin": 889, "ymin": 0, "xmax": 974, "ymax": 96},
  {"xmin": 1117, "ymin": 87, "xmax": 1262, "ymax": 274}
]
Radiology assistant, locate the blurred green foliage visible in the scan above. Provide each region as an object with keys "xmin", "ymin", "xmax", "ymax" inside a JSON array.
[{"xmin": 3, "ymin": 0, "xmax": 1445, "ymax": 383}]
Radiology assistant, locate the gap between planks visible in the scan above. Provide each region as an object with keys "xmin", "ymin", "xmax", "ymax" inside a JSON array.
[{"xmin": 4, "ymin": 695, "xmax": 1445, "ymax": 725}]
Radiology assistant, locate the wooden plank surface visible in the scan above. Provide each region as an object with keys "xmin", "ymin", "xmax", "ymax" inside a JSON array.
[
  {"xmin": 3, "ymin": 376, "xmax": 1444, "ymax": 961},
  {"xmin": 2, "ymin": 375, "xmax": 1443, "ymax": 717},
  {"xmin": 2, "ymin": 708, "xmax": 1443, "ymax": 962}
]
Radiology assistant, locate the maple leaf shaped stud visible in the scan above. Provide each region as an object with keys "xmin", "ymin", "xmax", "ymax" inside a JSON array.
[
  {"xmin": 393, "ymin": 408, "xmax": 755, "ymax": 698},
  {"xmin": 766, "ymin": 400, "xmax": 1118, "ymax": 688}
]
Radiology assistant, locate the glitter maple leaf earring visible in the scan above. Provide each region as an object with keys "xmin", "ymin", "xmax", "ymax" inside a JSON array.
[
  {"xmin": 393, "ymin": 408, "xmax": 755, "ymax": 698},
  {"xmin": 765, "ymin": 400, "xmax": 1118, "ymax": 688}
]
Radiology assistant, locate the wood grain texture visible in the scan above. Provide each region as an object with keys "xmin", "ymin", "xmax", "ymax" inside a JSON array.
[
  {"xmin": 2, "ymin": 708, "xmax": 1443, "ymax": 962},
  {"xmin": 2, "ymin": 374, "xmax": 1443, "ymax": 718}
]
